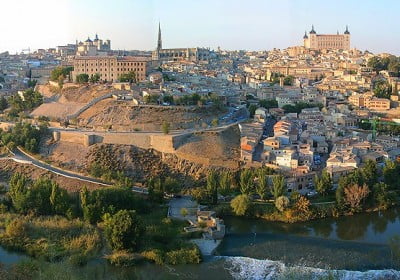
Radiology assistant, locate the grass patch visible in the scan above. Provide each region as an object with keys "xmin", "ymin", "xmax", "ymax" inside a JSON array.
[{"xmin": 0, "ymin": 214, "xmax": 102, "ymax": 263}]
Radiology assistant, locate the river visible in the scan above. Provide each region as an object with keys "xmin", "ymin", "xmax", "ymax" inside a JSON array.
[{"xmin": 1, "ymin": 209, "xmax": 400, "ymax": 279}]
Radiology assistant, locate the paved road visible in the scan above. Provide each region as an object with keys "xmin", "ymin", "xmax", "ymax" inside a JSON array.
[{"xmin": 13, "ymin": 148, "xmax": 112, "ymax": 186}]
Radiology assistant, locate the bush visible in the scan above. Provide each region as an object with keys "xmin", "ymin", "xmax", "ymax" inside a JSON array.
[
  {"xmin": 164, "ymin": 246, "xmax": 201, "ymax": 265},
  {"xmin": 141, "ymin": 249, "xmax": 165, "ymax": 265},
  {"xmin": 68, "ymin": 253, "xmax": 88, "ymax": 266},
  {"xmin": 6, "ymin": 219, "xmax": 27, "ymax": 238},
  {"xmin": 275, "ymin": 196, "xmax": 290, "ymax": 212},
  {"xmin": 106, "ymin": 250, "xmax": 142, "ymax": 267},
  {"xmin": 104, "ymin": 210, "xmax": 144, "ymax": 251}
]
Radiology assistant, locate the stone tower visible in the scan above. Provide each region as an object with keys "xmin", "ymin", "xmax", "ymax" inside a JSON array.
[{"xmin": 157, "ymin": 22, "xmax": 162, "ymax": 51}]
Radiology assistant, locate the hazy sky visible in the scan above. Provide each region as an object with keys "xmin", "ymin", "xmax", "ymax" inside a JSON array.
[{"xmin": 0, "ymin": 0, "xmax": 399, "ymax": 54}]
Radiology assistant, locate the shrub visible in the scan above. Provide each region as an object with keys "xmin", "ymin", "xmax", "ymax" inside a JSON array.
[
  {"xmin": 6, "ymin": 220, "xmax": 27, "ymax": 238},
  {"xmin": 275, "ymin": 196, "xmax": 290, "ymax": 212},
  {"xmin": 141, "ymin": 249, "xmax": 164, "ymax": 265},
  {"xmin": 106, "ymin": 250, "xmax": 142, "ymax": 267},
  {"xmin": 164, "ymin": 246, "xmax": 201, "ymax": 265},
  {"xmin": 104, "ymin": 210, "xmax": 144, "ymax": 251}
]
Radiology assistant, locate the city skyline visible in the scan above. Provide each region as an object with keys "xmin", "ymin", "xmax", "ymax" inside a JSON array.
[{"xmin": 1, "ymin": 0, "xmax": 399, "ymax": 54}]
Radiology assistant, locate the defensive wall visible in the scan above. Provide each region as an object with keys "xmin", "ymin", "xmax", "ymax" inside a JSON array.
[{"xmin": 52, "ymin": 130, "xmax": 192, "ymax": 154}]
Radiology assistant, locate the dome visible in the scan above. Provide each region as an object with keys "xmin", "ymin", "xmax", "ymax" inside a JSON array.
[
  {"xmin": 310, "ymin": 25, "xmax": 316, "ymax": 34},
  {"xmin": 344, "ymin": 25, "xmax": 350, "ymax": 35},
  {"xmin": 85, "ymin": 37, "xmax": 92, "ymax": 43},
  {"xmin": 303, "ymin": 31, "xmax": 308, "ymax": 39}
]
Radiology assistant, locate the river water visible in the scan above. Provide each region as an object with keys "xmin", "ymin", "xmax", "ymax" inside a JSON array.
[{"xmin": 2, "ymin": 209, "xmax": 400, "ymax": 279}]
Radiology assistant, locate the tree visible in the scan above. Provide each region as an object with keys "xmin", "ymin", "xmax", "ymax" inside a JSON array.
[
  {"xmin": 255, "ymin": 169, "xmax": 269, "ymax": 200},
  {"xmin": 230, "ymin": 194, "xmax": 251, "ymax": 216},
  {"xmin": 295, "ymin": 196, "xmax": 311, "ymax": 213},
  {"xmin": 119, "ymin": 71, "xmax": 136, "ymax": 83},
  {"xmin": 383, "ymin": 160, "xmax": 400, "ymax": 190},
  {"xmin": 89, "ymin": 73, "xmax": 100, "ymax": 83},
  {"xmin": 314, "ymin": 170, "xmax": 332, "ymax": 196},
  {"xmin": 372, "ymin": 182, "xmax": 392, "ymax": 210},
  {"xmin": 239, "ymin": 169, "xmax": 253, "ymax": 195},
  {"xmin": 259, "ymin": 99, "xmax": 278, "ymax": 109},
  {"xmin": 50, "ymin": 66, "xmax": 73, "ymax": 82},
  {"xmin": 248, "ymin": 104, "xmax": 257, "ymax": 118},
  {"xmin": 207, "ymin": 171, "xmax": 218, "ymax": 204},
  {"xmin": 211, "ymin": 118, "xmax": 219, "ymax": 127},
  {"xmin": 0, "ymin": 96, "xmax": 8, "ymax": 111},
  {"xmin": 104, "ymin": 210, "xmax": 144, "ymax": 250},
  {"xmin": 76, "ymin": 74, "xmax": 89, "ymax": 84},
  {"xmin": 362, "ymin": 160, "xmax": 378, "ymax": 188},
  {"xmin": 219, "ymin": 171, "xmax": 234, "ymax": 196},
  {"xmin": 147, "ymin": 177, "xmax": 164, "ymax": 203},
  {"xmin": 336, "ymin": 169, "xmax": 365, "ymax": 207},
  {"xmin": 343, "ymin": 184, "xmax": 370, "ymax": 212},
  {"xmin": 9, "ymin": 173, "xmax": 29, "ymax": 213},
  {"xmin": 283, "ymin": 75, "xmax": 295, "ymax": 86},
  {"xmin": 162, "ymin": 121, "xmax": 170, "ymax": 134},
  {"xmin": 367, "ymin": 56, "xmax": 384, "ymax": 73},
  {"xmin": 275, "ymin": 196, "xmax": 289, "ymax": 212},
  {"xmin": 271, "ymin": 175, "xmax": 285, "ymax": 200}
]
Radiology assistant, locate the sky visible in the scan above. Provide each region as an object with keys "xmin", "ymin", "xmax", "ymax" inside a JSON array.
[{"xmin": 0, "ymin": 0, "xmax": 399, "ymax": 54}]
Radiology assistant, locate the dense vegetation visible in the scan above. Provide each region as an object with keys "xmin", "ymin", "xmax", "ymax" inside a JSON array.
[
  {"xmin": 0, "ymin": 173, "xmax": 200, "ymax": 268},
  {"xmin": 50, "ymin": 66, "xmax": 73, "ymax": 87},
  {"xmin": 0, "ymin": 122, "xmax": 48, "ymax": 153},
  {"xmin": 282, "ymin": 102, "xmax": 323, "ymax": 114},
  {"xmin": 368, "ymin": 55, "xmax": 400, "ymax": 76},
  {"xmin": 187, "ymin": 160, "xmax": 400, "ymax": 223},
  {"xmin": 8, "ymin": 89, "xmax": 43, "ymax": 116}
]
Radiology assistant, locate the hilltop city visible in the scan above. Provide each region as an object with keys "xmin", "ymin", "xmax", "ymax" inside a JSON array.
[{"xmin": 0, "ymin": 22, "xmax": 400, "ymax": 278}]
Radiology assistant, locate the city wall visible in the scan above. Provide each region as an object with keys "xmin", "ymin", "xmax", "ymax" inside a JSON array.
[{"xmin": 53, "ymin": 130, "xmax": 192, "ymax": 154}]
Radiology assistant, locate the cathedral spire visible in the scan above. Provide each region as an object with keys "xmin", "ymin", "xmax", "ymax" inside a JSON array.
[{"xmin": 157, "ymin": 22, "xmax": 162, "ymax": 50}]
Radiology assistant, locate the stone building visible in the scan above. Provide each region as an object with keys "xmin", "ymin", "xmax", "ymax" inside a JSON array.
[
  {"xmin": 152, "ymin": 23, "xmax": 211, "ymax": 62},
  {"xmin": 76, "ymin": 34, "xmax": 111, "ymax": 56},
  {"xmin": 303, "ymin": 25, "xmax": 350, "ymax": 50},
  {"xmin": 71, "ymin": 56, "xmax": 153, "ymax": 82}
]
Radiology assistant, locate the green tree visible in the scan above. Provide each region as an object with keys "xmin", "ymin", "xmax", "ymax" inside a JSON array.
[
  {"xmin": 259, "ymin": 99, "xmax": 278, "ymax": 109},
  {"xmin": 248, "ymin": 104, "xmax": 257, "ymax": 118},
  {"xmin": 104, "ymin": 210, "xmax": 144, "ymax": 250},
  {"xmin": 207, "ymin": 171, "xmax": 218, "ymax": 204},
  {"xmin": 283, "ymin": 75, "xmax": 295, "ymax": 86},
  {"xmin": 239, "ymin": 169, "xmax": 253, "ymax": 195},
  {"xmin": 219, "ymin": 171, "xmax": 234, "ymax": 196},
  {"xmin": 89, "ymin": 73, "xmax": 100, "ymax": 83},
  {"xmin": 119, "ymin": 71, "xmax": 136, "ymax": 83},
  {"xmin": 230, "ymin": 194, "xmax": 251, "ymax": 216},
  {"xmin": 314, "ymin": 169, "xmax": 332, "ymax": 196},
  {"xmin": 162, "ymin": 121, "xmax": 170, "ymax": 134},
  {"xmin": 255, "ymin": 169, "xmax": 269, "ymax": 200},
  {"xmin": 76, "ymin": 74, "xmax": 89, "ymax": 84},
  {"xmin": 367, "ymin": 56, "xmax": 384, "ymax": 73},
  {"xmin": 271, "ymin": 175, "xmax": 285, "ymax": 200},
  {"xmin": 362, "ymin": 160, "xmax": 378, "ymax": 188},
  {"xmin": 9, "ymin": 173, "xmax": 29, "ymax": 213},
  {"xmin": 372, "ymin": 182, "xmax": 392, "ymax": 210},
  {"xmin": 0, "ymin": 96, "xmax": 8, "ymax": 111},
  {"xmin": 383, "ymin": 160, "xmax": 400, "ymax": 190}
]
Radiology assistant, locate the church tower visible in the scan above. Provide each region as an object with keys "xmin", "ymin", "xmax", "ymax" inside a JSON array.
[{"xmin": 157, "ymin": 22, "xmax": 162, "ymax": 51}]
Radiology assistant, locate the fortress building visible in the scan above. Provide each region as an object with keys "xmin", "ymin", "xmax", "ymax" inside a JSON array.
[
  {"xmin": 76, "ymin": 34, "xmax": 111, "ymax": 56},
  {"xmin": 152, "ymin": 23, "xmax": 211, "ymax": 62},
  {"xmin": 303, "ymin": 25, "xmax": 350, "ymax": 50}
]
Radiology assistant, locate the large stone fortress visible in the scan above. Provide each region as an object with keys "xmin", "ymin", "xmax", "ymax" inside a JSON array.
[
  {"xmin": 303, "ymin": 25, "xmax": 350, "ymax": 50},
  {"xmin": 152, "ymin": 23, "xmax": 211, "ymax": 62},
  {"xmin": 76, "ymin": 34, "xmax": 111, "ymax": 56}
]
